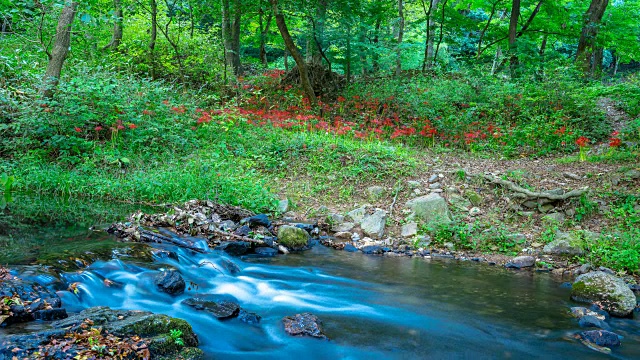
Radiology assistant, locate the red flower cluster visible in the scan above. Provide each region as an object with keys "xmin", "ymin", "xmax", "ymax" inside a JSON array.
[
  {"xmin": 609, "ymin": 131, "xmax": 621, "ymax": 148},
  {"xmin": 575, "ymin": 136, "xmax": 589, "ymax": 147}
]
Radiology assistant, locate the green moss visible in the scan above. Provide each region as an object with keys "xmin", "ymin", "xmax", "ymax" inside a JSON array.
[{"xmin": 277, "ymin": 225, "xmax": 310, "ymax": 248}]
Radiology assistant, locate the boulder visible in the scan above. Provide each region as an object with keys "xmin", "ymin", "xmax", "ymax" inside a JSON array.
[
  {"xmin": 0, "ymin": 278, "xmax": 64, "ymax": 327},
  {"xmin": 154, "ymin": 269, "xmax": 186, "ymax": 295},
  {"xmin": 542, "ymin": 212, "xmax": 565, "ymax": 226},
  {"xmin": 215, "ymin": 241, "xmax": 250, "ymax": 256},
  {"xmin": 343, "ymin": 244, "xmax": 359, "ymax": 252},
  {"xmin": 571, "ymin": 271, "xmax": 636, "ymax": 317},
  {"xmin": 464, "ymin": 190, "xmax": 483, "ymax": 206},
  {"xmin": 361, "ymin": 245, "xmax": 383, "ymax": 255},
  {"xmin": 254, "ymin": 247, "xmax": 278, "ymax": 257},
  {"xmin": 282, "ymin": 313, "xmax": 327, "ymax": 339},
  {"xmin": 277, "ymin": 199, "xmax": 290, "ymax": 213},
  {"xmin": 580, "ymin": 330, "xmax": 621, "ymax": 347},
  {"xmin": 570, "ymin": 307, "xmax": 606, "ymax": 321},
  {"xmin": 360, "ymin": 209, "xmax": 387, "ymax": 239},
  {"xmin": 401, "ymin": 222, "xmax": 418, "ymax": 238},
  {"xmin": 366, "ymin": 186, "xmax": 385, "ymax": 201},
  {"xmin": 277, "ymin": 225, "xmax": 310, "ymax": 249},
  {"xmin": 543, "ymin": 231, "xmax": 584, "ymax": 256},
  {"xmin": 406, "ymin": 193, "xmax": 451, "ymax": 225},
  {"xmin": 1, "ymin": 306, "xmax": 199, "ymax": 359},
  {"xmin": 578, "ymin": 315, "xmax": 610, "ymax": 330},
  {"xmin": 241, "ymin": 214, "xmax": 271, "ymax": 228},
  {"xmin": 505, "ymin": 256, "xmax": 535, "ymax": 269},
  {"xmin": 347, "ymin": 207, "xmax": 367, "ymax": 224},
  {"xmin": 238, "ymin": 309, "xmax": 261, "ymax": 324},
  {"xmin": 182, "ymin": 297, "xmax": 240, "ymax": 319},
  {"xmin": 331, "ymin": 222, "xmax": 355, "ymax": 232}
]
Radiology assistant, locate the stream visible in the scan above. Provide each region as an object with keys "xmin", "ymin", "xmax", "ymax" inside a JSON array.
[{"xmin": 1, "ymin": 200, "xmax": 639, "ymax": 359}]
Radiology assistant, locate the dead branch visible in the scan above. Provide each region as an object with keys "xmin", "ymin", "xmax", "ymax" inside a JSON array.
[{"xmin": 481, "ymin": 174, "xmax": 588, "ymax": 200}]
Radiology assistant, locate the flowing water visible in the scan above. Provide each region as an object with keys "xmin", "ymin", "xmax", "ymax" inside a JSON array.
[{"xmin": 1, "ymin": 201, "xmax": 639, "ymax": 359}]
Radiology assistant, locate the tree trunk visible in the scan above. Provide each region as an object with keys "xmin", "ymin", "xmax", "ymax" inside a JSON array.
[
  {"xmin": 346, "ymin": 25, "xmax": 351, "ymax": 83},
  {"xmin": 535, "ymin": 34, "xmax": 548, "ymax": 80},
  {"xmin": 41, "ymin": 1, "xmax": 78, "ymax": 99},
  {"xmin": 421, "ymin": 0, "xmax": 440, "ymax": 72},
  {"xmin": 284, "ymin": 49, "xmax": 289, "ymax": 71},
  {"xmin": 222, "ymin": 0, "xmax": 241, "ymax": 75},
  {"xmin": 258, "ymin": 1, "xmax": 272, "ymax": 67},
  {"xmin": 592, "ymin": 47, "xmax": 604, "ymax": 77},
  {"xmin": 269, "ymin": 0, "xmax": 315, "ymax": 103},
  {"xmin": 104, "ymin": 0, "xmax": 123, "ymax": 50},
  {"xmin": 312, "ymin": 0, "xmax": 327, "ymax": 65},
  {"xmin": 358, "ymin": 24, "xmax": 367, "ymax": 75},
  {"xmin": 433, "ymin": 0, "xmax": 447, "ymax": 65},
  {"xmin": 508, "ymin": 0, "xmax": 520, "ymax": 78},
  {"xmin": 491, "ymin": 46, "xmax": 502, "ymax": 75},
  {"xmin": 149, "ymin": 0, "xmax": 157, "ymax": 79},
  {"xmin": 372, "ymin": 16, "xmax": 381, "ymax": 73},
  {"xmin": 576, "ymin": 0, "xmax": 609, "ymax": 76},
  {"xmin": 395, "ymin": 0, "xmax": 405, "ymax": 77}
]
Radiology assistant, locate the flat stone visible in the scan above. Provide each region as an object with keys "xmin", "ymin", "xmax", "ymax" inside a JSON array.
[
  {"xmin": 333, "ymin": 231, "xmax": 352, "ymax": 240},
  {"xmin": 429, "ymin": 182, "xmax": 441, "ymax": 190},
  {"xmin": 215, "ymin": 241, "xmax": 250, "ymax": 256},
  {"xmin": 580, "ymin": 330, "xmax": 621, "ymax": 347},
  {"xmin": 182, "ymin": 297, "xmax": 240, "ymax": 319},
  {"xmin": 343, "ymin": 244, "xmax": 359, "ymax": 252},
  {"xmin": 366, "ymin": 186, "xmax": 385, "ymax": 201},
  {"xmin": 578, "ymin": 315, "xmax": 610, "ymax": 330},
  {"xmin": 238, "ymin": 309, "xmax": 261, "ymax": 324},
  {"xmin": 428, "ymin": 175, "xmax": 438, "ymax": 183},
  {"xmin": 505, "ymin": 256, "xmax": 535, "ymax": 269},
  {"xmin": 331, "ymin": 222, "xmax": 355, "ymax": 232},
  {"xmin": 469, "ymin": 207, "xmax": 481, "ymax": 216},
  {"xmin": 543, "ymin": 231, "xmax": 583, "ymax": 256},
  {"xmin": 401, "ymin": 222, "xmax": 418, "ymax": 237},
  {"xmin": 241, "ymin": 214, "xmax": 271, "ymax": 228},
  {"xmin": 282, "ymin": 313, "xmax": 327, "ymax": 339},
  {"xmin": 407, "ymin": 180, "xmax": 421, "ymax": 188},
  {"xmin": 542, "ymin": 212, "xmax": 565, "ymax": 225}
]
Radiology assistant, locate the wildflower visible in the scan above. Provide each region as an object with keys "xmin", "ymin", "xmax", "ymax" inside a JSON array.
[
  {"xmin": 95, "ymin": 126, "xmax": 103, "ymax": 131},
  {"xmin": 609, "ymin": 138, "xmax": 621, "ymax": 147},
  {"xmin": 74, "ymin": 127, "xmax": 82, "ymax": 133},
  {"xmin": 128, "ymin": 124, "xmax": 137, "ymax": 129},
  {"xmin": 117, "ymin": 124, "xmax": 125, "ymax": 130},
  {"xmin": 575, "ymin": 136, "xmax": 589, "ymax": 162},
  {"xmin": 337, "ymin": 96, "xmax": 346, "ymax": 103}
]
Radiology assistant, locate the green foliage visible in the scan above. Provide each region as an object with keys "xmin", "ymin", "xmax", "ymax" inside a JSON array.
[
  {"xmin": 574, "ymin": 194, "xmax": 598, "ymax": 222},
  {"xmin": 169, "ymin": 329, "xmax": 184, "ymax": 347}
]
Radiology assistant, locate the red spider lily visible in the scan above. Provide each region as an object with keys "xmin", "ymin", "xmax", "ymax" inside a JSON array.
[
  {"xmin": 553, "ymin": 126, "xmax": 566, "ymax": 135},
  {"xmin": 162, "ymin": 100, "xmax": 169, "ymax": 105},
  {"xmin": 575, "ymin": 136, "xmax": 589, "ymax": 147},
  {"xmin": 95, "ymin": 126, "xmax": 103, "ymax": 131},
  {"xmin": 117, "ymin": 125, "xmax": 125, "ymax": 130},
  {"xmin": 171, "ymin": 105, "xmax": 186, "ymax": 114},
  {"xmin": 128, "ymin": 124, "xmax": 137, "ymax": 129},
  {"xmin": 337, "ymin": 96, "xmax": 346, "ymax": 103},
  {"xmin": 609, "ymin": 138, "xmax": 621, "ymax": 147},
  {"xmin": 142, "ymin": 109, "xmax": 155, "ymax": 116},
  {"xmin": 74, "ymin": 127, "xmax": 82, "ymax": 133}
]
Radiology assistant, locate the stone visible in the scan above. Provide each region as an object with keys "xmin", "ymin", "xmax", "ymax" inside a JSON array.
[
  {"xmin": 277, "ymin": 225, "xmax": 310, "ymax": 249},
  {"xmin": 277, "ymin": 199, "xmax": 290, "ymax": 213},
  {"xmin": 469, "ymin": 207, "xmax": 481, "ymax": 216},
  {"xmin": 151, "ymin": 249, "xmax": 180, "ymax": 262},
  {"xmin": 543, "ymin": 231, "xmax": 584, "ymax": 256},
  {"xmin": 241, "ymin": 214, "xmax": 271, "ymax": 228},
  {"xmin": 448, "ymin": 193, "xmax": 471, "ymax": 211},
  {"xmin": 580, "ymin": 330, "xmax": 621, "ymax": 347},
  {"xmin": 505, "ymin": 256, "xmax": 535, "ymax": 269},
  {"xmin": 234, "ymin": 225, "xmax": 251, "ymax": 237},
  {"xmin": 347, "ymin": 207, "xmax": 367, "ymax": 223},
  {"xmin": 360, "ymin": 209, "xmax": 387, "ymax": 239},
  {"xmin": 429, "ymin": 182, "xmax": 441, "ymax": 190},
  {"xmin": 361, "ymin": 245, "xmax": 383, "ymax": 254},
  {"xmin": 154, "ymin": 269, "xmax": 186, "ymax": 295},
  {"xmin": 0, "ymin": 278, "xmax": 63, "ymax": 326},
  {"xmin": 1, "ymin": 306, "xmax": 199, "ymax": 359},
  {"xmin": 238, "ymin": 309, "xmax": 261, "ymax": 324},
  {"xmin": 343, "ymin": 244, "xmax": 359, "ymax": 252},
  {"xmin": 282, "ymin": 313, "xmax": 327, "ymax": 339},
  {"xmin": 401, "ymin": 222, "xmax": 418, "ymax": 237},
  {"xmin": 333, "ymin": 231, "xmax": 352, "ymax": 240},
  {"xmin": 406, "ymin": 193, "xmax": 452, "ymax": 225},
  {"xmin": 578, "ymin": 315, "xmax": 610, "ymax": 330},
  {"xmin": 215, "ymin": 241, "xmax": 250, "ymax": 256},
  {"xmin": 366, "ymin": 186, "xmax": 385, "ymax": 201},
  {"xmin": 254, "ymin": 247, "xmax": 278, "ymax": 257},
  {"xmin": 571, "ymin": 271, "xmax": 636, "ymax": 317},
  {"xmin": 182, "ymin": 297, "xmax": 240, "ymax": 319},
  {"xmin": 464, "ymin": 190, "xmax": 483, "ymax": 206},
  {"xmin": 538, "ymin": 203, "xmax": 555, "ymax": 213},
  {"xmin": 331, "ymin": 222, "xmax": 355, "ymax": 232},
  {"xmin": 327, "ymin": 213, "xmax": 345, "ymax": 224},
  {"xmin": 32, "ymin": 308, "xmax": 68, "ymax": 321},
  {"xmin": 564, "ymin": 172, "xmax": 581, "ymax": 180},
  {"xmin": 570, "ymin": 307, "xmax": 607, "ymax": 321},
  {"xmin": 407, "ymin": 180, "xmax": 421, "ymax": 188},
  {"xmin": 428, "ymin": 175, "xmax": 438, "ymax": 183},
  {"xmin": 542, "ymin": 212, "xmax": 565, "ymax": 225},
  {"xmin": 624, "ymin": 169, "xmax": 640, "ymax": 179}
]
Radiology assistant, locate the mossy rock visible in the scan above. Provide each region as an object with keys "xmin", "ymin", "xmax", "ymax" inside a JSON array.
[
  {"xmin": 277, "ymin": 225, "xmax": 310, "ymax": 249},
  {"xmin": 543, "ymin": 231, "xmax": 584, "ymax": 256},
  {"xmin": 571, "ymin": 271, "xmax": 636, "ymax": 317},
  {"xmin": 464, "ymin": 190, "xmax": 483, "ymax": 206}
]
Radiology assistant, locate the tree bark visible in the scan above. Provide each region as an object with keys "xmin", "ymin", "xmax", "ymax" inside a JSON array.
[
  {"xmin": 395, "ymin": 0, "xmax": 405, "ymax": 77},
  {"xmin": 41, "ymin": 1, "xmax": 78, "ymax": 99},
  {"xmin": 104, "ymin": 0, "xmax": 123, "ymax": 50},
  {"xmin": 421, "ymin": 0, "xmax": 440, "ymax": 72},
  {"xmin": 508, "ymin": 0, "xmax": 520, "ymax": 78},
  {"xmin": 269, "ymin": 0, "xmax": 316, "ymax": 103},
  {"xmin": 576, "ymin": 0, "xmax": 609, "ymax": 76},
  {"xmin": 222, "ymin": 0, "xmax": 241, "ymax": 75},
  {"xmin": 149, "ymin": 0, "xmax": 157, "ymax": 79},
  {"xmin": 258, "ymin": 1, "xmax": 273, "ymax": 67},
  {"xmin": 433, "ymin": 0, "xmax": 447, "ymax": 65},
  {"xmin": 312, "ymin": 0, "xmax": 327, "ymax": 65}
]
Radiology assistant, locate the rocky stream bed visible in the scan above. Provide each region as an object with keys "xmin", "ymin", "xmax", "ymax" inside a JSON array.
[{"xmin": 1, "ymin": 199, "xmax": 639, "ymax": 358}]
